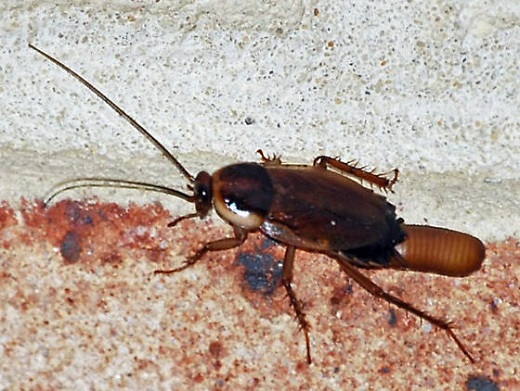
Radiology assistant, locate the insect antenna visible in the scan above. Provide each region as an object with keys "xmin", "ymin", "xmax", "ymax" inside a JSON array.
[
  {"xmin": 43, "ymin": 178, "xmax": 195, "ymax": 206},
  {"xmin": 29, "ymin": 44, "xmax": 195, "ymax": 183}
]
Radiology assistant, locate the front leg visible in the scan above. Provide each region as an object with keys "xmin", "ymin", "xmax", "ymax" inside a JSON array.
[
  {"xmin": 313, "ymin": 155, "xmax": 399, "ymax": 192},
  {"xmin": 155, "ymin": 226, "xmax": 248, "ymax": 274}
]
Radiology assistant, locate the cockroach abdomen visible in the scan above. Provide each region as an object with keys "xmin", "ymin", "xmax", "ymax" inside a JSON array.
[{"xmin": 393, "ymin": 225, "xmax": 485, "ymax": 277}]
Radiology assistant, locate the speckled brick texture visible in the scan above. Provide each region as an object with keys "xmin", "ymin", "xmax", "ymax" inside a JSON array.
[{"xmin": 0, "ymin": 199, "xmax": 518, "ymax": 389}]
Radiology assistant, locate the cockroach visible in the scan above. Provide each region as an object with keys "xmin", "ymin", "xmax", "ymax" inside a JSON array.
[{"xmin": 30, "ymin": 44, "xmax": 486, "ymax": 364}]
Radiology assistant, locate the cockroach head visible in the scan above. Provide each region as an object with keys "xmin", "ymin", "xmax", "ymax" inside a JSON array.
[{"xmin": 193, "ymin": 171, "xmax": 213, "ymax": 218}]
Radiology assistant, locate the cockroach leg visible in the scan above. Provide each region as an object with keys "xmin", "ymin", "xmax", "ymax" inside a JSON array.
[
  {"xmin": 313, "ymin": 156, "xmax": 399, "ymax": 192},
  {"xmin": 281, "ymin": 245, "xmax": 312, "ymax": 364},
  {"xmin": 334, "ymin": 254, "xmax": 475, "ymax": 362},
  {"xmin": 167, "ymin": 213, "xmax": 199, "ymax": 228},
  {"xmin": 256, "ymin": 149, "xmax": 283, "ymax": 165},
  {"xmin": 155, "ymin": 227, "xmax": 248, "ymax": 274}
]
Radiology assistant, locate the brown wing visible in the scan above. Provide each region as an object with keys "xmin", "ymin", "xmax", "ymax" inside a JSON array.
[{"xmin": 260, "ymin": 165, "xmax": 402, "ymax": 252}]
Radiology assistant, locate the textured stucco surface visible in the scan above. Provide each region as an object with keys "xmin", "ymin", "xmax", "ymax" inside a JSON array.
[{"xmin": 0, "ymin": 1, "xmax": 519, "ymax": 239}]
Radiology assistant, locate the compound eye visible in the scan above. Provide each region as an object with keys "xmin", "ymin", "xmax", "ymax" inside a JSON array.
[
  {"xmin": 193, "ymin": 171, "xmax": 213, "ymax": 218},
  {"xmin": 197, "ymin": 181, "xmax": 211, "ymax": 202}
]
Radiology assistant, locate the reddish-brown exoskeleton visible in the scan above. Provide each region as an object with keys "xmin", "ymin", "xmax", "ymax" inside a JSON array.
[{"xmin": 31, "ymin": 44, "xmax": 486, "ymax": 364}]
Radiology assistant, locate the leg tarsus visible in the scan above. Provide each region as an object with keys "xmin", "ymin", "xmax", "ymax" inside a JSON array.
[
  {"xmin": 334, "ymin": 254, "xmax": 475, "ymax": 363},
  {"xmin": 282, "ymin": 246, "xmax": 312, "ymax": 364}
]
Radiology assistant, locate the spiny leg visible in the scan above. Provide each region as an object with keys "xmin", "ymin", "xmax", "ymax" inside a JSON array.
[
  {"xmin": 256, "ymin": 149, "xmax": 283, "ymax": 165},
  {"xmin": 334, "ymin": 254, "xmax": 475, "ymax": 362},
  {"xmin": 282, "ymin": 245, "xmax": 312, "ymax": 364},
  {"xmin": 313, "ymin": 156, "xmax": 399, "ymax": 192},
  {"xmin": 155, "ymin": 227, "xmax": 248, "ymax": 274}
]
